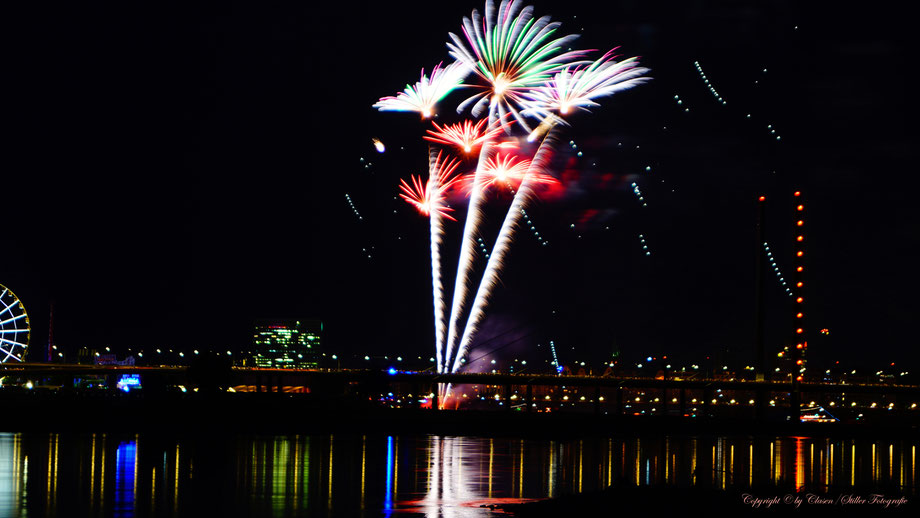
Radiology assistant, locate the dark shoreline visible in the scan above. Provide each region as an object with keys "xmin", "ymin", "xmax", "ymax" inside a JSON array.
[{"xmin": 5, "ymin": 391, "xmax": 919, "ymax": 439}]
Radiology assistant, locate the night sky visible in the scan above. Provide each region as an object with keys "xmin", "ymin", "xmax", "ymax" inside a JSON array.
[{"xmin": 5, "ymin": 1, "xmax": 917, "ymax": 371}]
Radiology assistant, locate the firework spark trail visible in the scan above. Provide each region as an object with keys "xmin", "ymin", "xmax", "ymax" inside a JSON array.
[
  {"xmin": 427, "ymin": 149, "xmax": 457, "ymax": 374},
  {"xmin": 450, "ymin": 126, "xmax": 560, "ymax": 373},
  {"xmin": 442, "ymin": 106, "xmax": 498, "ymax": 374},
  {"xmin": 397, "ymin": 151, "xmax": 461, "ymax": 373},
  {"xmin": 442, "ymin": 1, "xmax": 585, "ymax": 373},
  {"xmin": 451, "ymin": 51, "xmax": 649, "ymax": 372}
]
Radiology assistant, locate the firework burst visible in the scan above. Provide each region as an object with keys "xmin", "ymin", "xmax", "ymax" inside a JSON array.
[
  {"xmin": 522, "ymin": 49, "xmax": 650, "ymax": 119},
  {"xmin": 398, "ymin": 152, "xmax": 462, "ymax": 220},
  {"xmin": 481, "ymin": 153, "xmax": 532, "ymax": 190},
  {"xmin": 447, "ymin": 0, "xmax": 587, "ymax": 131},
  {"xmin": 425, "ymin": 119, "xmax": 505, "ymax": 154},
  {"xmin": 373, "ymin": 61, "xmax": 470, "ymax": 118}
]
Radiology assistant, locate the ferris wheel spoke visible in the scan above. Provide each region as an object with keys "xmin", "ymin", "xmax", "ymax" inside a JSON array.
[
  {"xmin": 0, "ymin": 304, "xmax": 17, "ymax": 318},
  {"xmin": 0, "ymin": 314, "xmax": 26, "ymax": 326},
  {"xmin": 0, "ymin": 346, "xmax": 19, "ymax": 361},
  {"xmin": 0, "ymin": 284, "xmax": 28, "ymax": 363},
  {"xmin": 0, "ymin": 337, "xmax": 27, "ymax": 348}
]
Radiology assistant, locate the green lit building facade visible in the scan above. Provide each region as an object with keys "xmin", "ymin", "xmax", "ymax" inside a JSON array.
[{"xmin": 252, "ymin": 319, "xmax": 321, "ymax": 369}]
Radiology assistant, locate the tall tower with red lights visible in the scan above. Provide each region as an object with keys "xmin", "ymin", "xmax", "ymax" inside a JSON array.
[{"xmin": 791, "ymin": 191, "xmax": 807, "ymax": 382}]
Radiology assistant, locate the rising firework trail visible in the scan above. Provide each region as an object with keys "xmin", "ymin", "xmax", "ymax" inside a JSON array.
[
  {"xmin": 451, "ymin": 50, "xmax": 649, "ymax": 372},
  {"xmin": 442, "ymin": 0, "xmax": 585, "ymax": 374},
  {"xmin": 398, "ymin": 151, "xmax": 461, "ymax": 373}
]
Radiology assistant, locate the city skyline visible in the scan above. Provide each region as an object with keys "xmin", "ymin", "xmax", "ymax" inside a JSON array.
[{"xmin": 4, "ymin": 1, "xmax": 916, "ymax": 372}]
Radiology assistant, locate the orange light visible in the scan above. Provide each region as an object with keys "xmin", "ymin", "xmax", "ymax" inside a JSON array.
[
  {"xmin": 797, "ymin": 236, "xmax": 804, "ymax": 241},
  {"xmin": 758, "ymin": 196, "xmax": 766, "ymax": 202},
  {"xmin": 797, "ymin": 282, "xmax": 803, "ymax": 287},
  {"xmin": 796, "ymin": 313, "xmax": 803, "ymax": 318},
  {"xmin": 797, "ymin": 266, "xmax": 803, "ymax": 272},
  {"xmin": 796, "ymin": 376, "xmax": 803, "ymax": 381},
  {"xmin": 796, "ymin": 328, "xmax": 804, "ymax": 334},
  {"xmin": 796, "ymin": 344, "xmax": 803, "ymax": 349},
  {"xmin": 797, "ymin": 251, "xmax": 804, "ymax": 257},
  {"xmin": 797, "ymin": 220, "xmax": 804, "ymax": 226},
  {"xmin": 796, "ymin": 297, "xmax": 803, "ymax": 303},
  {"xmin": 797, "ymin": 205, "xmax": 804, "ymax": 211},
  {"xmin": 796, "ymin": 360, "xmax": 803, "ymax": 365},
  {"xmin": 794, "ymin": 191, "xmax": 801, "ymax": 197}
]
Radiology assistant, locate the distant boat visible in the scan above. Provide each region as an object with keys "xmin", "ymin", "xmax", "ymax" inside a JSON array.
[{"xmin": 800, "ymin": 404, "xmax": 839, "ymax": 423}]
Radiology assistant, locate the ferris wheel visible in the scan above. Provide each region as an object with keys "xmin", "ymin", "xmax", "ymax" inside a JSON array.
[{"xmin": 0, "ymin": 284, "xmax": 29, "ymax": 363}]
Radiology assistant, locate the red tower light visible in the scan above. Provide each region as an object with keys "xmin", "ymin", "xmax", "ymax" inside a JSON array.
[
  {"xmin": 794, "ymin": 191, "xmax": 801, "ymax": 197},
  {"xmin": 796, "ymin": 313, "xmax": 803, "ymax": 318},
  {"xmin": 797, "ymin": 266, "xmax": 803, "ymax": 272},
  {"xmin": 797, "ymin": 220, "xmax": 804, "ymax": 226},
  {"xmin": 797, "ymin": 205, "xmax": 804, "ymax": 211},
  {"xmin": 796, "ymin": 297, "xmax": 804, "ymax": 303},
  {"xmin": 758, "ymin": 196, "xmax": 766, "ymax": 202},
  {"xmin": 797, "ymin": 235, "xmax": 804, "ymax": 241},
  {"xmin": 797, "ymin": 282, "xmax": 803, "ymax": 287},
  {"xmin": 797, "ymin": 251, "xmax": 804, "ymax": 257},
  {"xmin": 796, "ymin": 328, "xmax": 804, "ymax": 334}
]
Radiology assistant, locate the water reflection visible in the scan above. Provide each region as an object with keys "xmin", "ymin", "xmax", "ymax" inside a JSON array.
[
  {"xmin": 0, "ymin": 432, "xmax": 915, "ymax": 517},
  {"xmin": 114, "ymin": 439, "xmax": 137, "ymax": 517}
]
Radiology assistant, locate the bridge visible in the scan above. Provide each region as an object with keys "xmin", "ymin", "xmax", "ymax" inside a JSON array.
[{"xmin": 3, "ymin": 364, "xmax": 918, "ymax": 422}]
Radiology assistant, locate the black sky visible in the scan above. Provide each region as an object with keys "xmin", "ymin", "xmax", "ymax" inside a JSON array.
[{"xmin": 5, "ymin": 1, "xmax": 917, "ymax": 371}]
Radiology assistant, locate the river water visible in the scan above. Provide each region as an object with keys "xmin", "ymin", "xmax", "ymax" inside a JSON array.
[{"xmin": 0, "ymin": 432, "xmax": 916, "ymax": 517}]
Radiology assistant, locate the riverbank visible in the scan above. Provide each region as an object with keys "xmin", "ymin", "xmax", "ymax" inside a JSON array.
[{"xmin": 4, "ymin": 390, "xmax": 919, "ymax": 439}]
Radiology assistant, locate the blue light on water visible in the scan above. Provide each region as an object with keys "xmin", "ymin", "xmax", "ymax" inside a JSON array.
[
  {"xmin": 114, "ymin": 441, "xmax": 137, "ymax": 517},
  {"xmin": 384, "ymin": 436, "xmax": 394, "ymax": 517},
  {"xmin": 387, "ymin": 367, "xmax": 397, "ymax": 375},
  {"xmin": 556, "ymin": 366, "xmax": 563, "ymax": 373}
]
